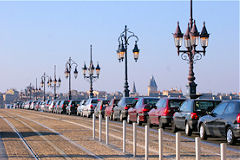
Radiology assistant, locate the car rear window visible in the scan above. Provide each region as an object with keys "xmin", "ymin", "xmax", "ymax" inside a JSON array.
[
  {"xmin": 114, "ymin": 99, "xmax": 120, "ymax": 105},
  {"xmin": 125, "ymin": 98, "xmax": 138, "ymax": 104},
  {"xmin": 169, "ymin": 99, "xmax": 185, "ymax": 108},
  {"xmin": 92, "ymin": 99, "xmax": 100, "ymax": 104},
  {"xmin": 194, "ymin": 101, "xmax": 220, "ymax": 112},
  {"xmin": 103, "ymin": 100, "xmax": 109, "ymax": 104},
  {"xmin": 143, "ymin": 98, "xmax": 159, "ymax": 105}
]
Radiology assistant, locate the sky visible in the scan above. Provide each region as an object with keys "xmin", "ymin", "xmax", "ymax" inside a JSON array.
[{"xmin": 0, "ymin": 1, "xmax": 239, "ymax": 95}]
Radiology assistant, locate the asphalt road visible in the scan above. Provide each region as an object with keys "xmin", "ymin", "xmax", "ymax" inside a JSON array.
[{"xmin": 0, "ymin": 109, "xmax": 239, "ymax": 160}]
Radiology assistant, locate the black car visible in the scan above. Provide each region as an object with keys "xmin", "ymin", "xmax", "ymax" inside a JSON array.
[
  {"xmin": 198, "ymin": 100, "xmax": 240, "ymax": 145},
  {"xmin": 113, "ymin": 97, "xmax": 138, "ymax": 121},
  {"xmin": 56, "ymin": 100, "xmax": 70, "ymax": 114},
  {"xmin": 66, "ymin": 100, "xmax": 81, "ymax": 115},
  {"xmin": 172, "ymin": 99, "xmax": 221, "ymax": 136}
]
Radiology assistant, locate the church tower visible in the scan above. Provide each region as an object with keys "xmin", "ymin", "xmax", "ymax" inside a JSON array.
[{"xmin": 148, "ymin": 76, "xmax": 158, "ymax": 96}]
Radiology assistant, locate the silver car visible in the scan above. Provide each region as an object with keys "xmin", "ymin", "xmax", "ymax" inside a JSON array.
[{"xmin": 81, "ymin": 98, "xmax": 102, "ymax": 118}]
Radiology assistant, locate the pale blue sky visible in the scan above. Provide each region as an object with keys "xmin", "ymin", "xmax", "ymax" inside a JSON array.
[{"xmin": 0, "ymin": 1, "xmax": 238, "ymax": 95}]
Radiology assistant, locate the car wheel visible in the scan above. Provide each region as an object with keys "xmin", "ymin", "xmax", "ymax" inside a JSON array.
[
  {"xmin": 127, "ymin": 115, "xmax": 132, "ymax": 124},
  {"xmin": 185, "ymin": 122, "xmax": 192, "ymax": 136},
  {"xmin": 226, "ymin": 127, "xmax": 236, "ymax": 145},
  {"xmin": 147, "ymin": 116, "xmax": 152, "ymax": 127},
  {"xmin": 120, "ymin": 112, "xmax": 123, "ymax": 122},
  {"xmin": 171, "ymin": 120, "xmax": 178, "ymax": 133},
  {"xmin": 159, "ymin": 117, "xmax": 165, "ymax": 129},
  {"xmin": 137, "ymin": 115, "xmax": 142, "ymax": 126},
  {"xmin": 199, "ymin": 124, "xmax": 207, "ymax": 140},
  {"xmin": 87, "ymin": 112, "xmax": 90, "ymax": 118}
]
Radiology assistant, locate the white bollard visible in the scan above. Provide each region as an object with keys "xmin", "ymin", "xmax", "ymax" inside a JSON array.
[
  {"xmin": 133, "ymin": 123, "xmax": 136, "ymax": 157},
  {"xmin": 159, "ymin": 128, "xmax": 163, "ymax": 160},
  {"xmin": 106, "ymin": 116, "xmax": 109, "ymax": 145},
  {"xmin": 195, "ymin": 137, "xmax": 200, "ymax": 160},
  {"xmin": 123, "ymin": 120, "xmax": 126, "ymax": 153},
  {"xmin": 145, "ymin": 125, "xmax": 149, "ymax": 160},
  {"xmin": 176, "ymin": 132, "xmax": 180, "ymax": 160},
  {"xmin": 99, "ymin": 113, "xmax": 102, "ymax": 142},
  {"xmin": 93, "ymin": 113, "xmax": 95, "ymax": 139},
  {"xmin": 220, "ymin": 143, "xmax": 226, "ymax": 160}
]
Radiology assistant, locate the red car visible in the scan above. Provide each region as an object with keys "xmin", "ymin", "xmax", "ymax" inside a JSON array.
[
  {"xmin": 127, "ymin": 97, "xmax": 159, "ymax": 125},
  {"xmin": 148, "ymin": 97, "xmax": 186, "ymax": 128},
  {"xmin": 105, "ymin": 98, "xmax": 120, "ymax": 120}
]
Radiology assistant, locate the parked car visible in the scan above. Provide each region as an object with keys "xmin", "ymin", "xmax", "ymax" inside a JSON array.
[
  {"xmin": 56, "ymin": 100, "xmax": 70, "ymax": 114},
  {"xmin": 48, "ymin": 101, "xmax": 57, "ymax": 112},
  {"xmin": 113, "ymin": 97, "xmax": 138, "ymax": 121},
  {"xmin": 81, "ymin": 98, "xmax": 102, "ymax": 118},
  {"xmin": 94, "ymin": 100, "xmax": 110, "ymax": 118},
  {"xmin": 148, "ymin": 97, "xmax": 186, "ymax": 128},
  {"xmin": 198, "ymin": 100, "xmax": 240, "ymax": 145},
  {"xmin": 34, "ymin": 101, "xmax": 41, "ymax": 111},
  {"xmin": 128, "ymin": 97, "xmax": 159, "ymax": 125},
  {"xmin": 44, "ymin": 100, "xmax": 52, "ymax": 112},
  {"xmin": 66, "ymin": 100, "xmax": 81, "ymax": 115},
  {"xmin": 24, "ymin": 101, "xmax": 32, "ymax": 109},
  {"xmin": 40, "ymin": 101, "xmax": 46, "ymax": 111},
  {"xmin": 172, "ymin": 99, "xmax": 221, "ymax": 136},
  {"xmin": 105, "ymin": 98, "xmax": 120, "ymax": 120},
  {"xmin": 77, "ymin": 100, "xmax": 86, "ymax": 116},
  {"xmin": 53, "ymin": 100, "xmax": 62, "ymax": 113}
]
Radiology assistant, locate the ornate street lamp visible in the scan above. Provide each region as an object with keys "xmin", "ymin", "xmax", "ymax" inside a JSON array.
[
  {"xmin": 48, "ymin": 65, "xmax": 61, "ymax": 100},
  {"xmin": 116, "ymin": 25, "xmax": 140, "ymax": 97},
  {"xmin": 41, "ymin": 72, "xmax": 50, "ymax": 101},
  {"xmin": 65, "ymin": 57, "xmax": 78, "ymax": 100},
  {"xmin": 32, "ymin": 78, "xmax": 41, "ymax": 100},
  {"xmin": 173, "ymin": 0, "xmax": 209, "ymax": 99},
  {"xmin": 82, "ymin": 45, "xmax": 101, "ymax": 98}
]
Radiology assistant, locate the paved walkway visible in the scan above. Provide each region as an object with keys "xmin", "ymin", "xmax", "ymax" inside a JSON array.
[{"xmin": 0, "ymin": 135, "xmax": 8, "ymax": 160}]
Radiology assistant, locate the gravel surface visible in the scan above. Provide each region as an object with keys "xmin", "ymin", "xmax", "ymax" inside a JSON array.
[{"xmin": 1, "ymin": 109, "xmax": 239, "ymax": 160}]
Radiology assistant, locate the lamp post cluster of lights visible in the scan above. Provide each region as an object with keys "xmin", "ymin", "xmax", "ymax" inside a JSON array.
[
  {"xmin": 82, "ymin": 45, "xmax": 101, "ymax": 98},
  {"xmin": 32, "ymin": 78, "xmax": 41, "ymax": 100},
  {"xmin": 47, "ymin": 65, "xmax": 61, "ymax": 100},
  {"xmin": 173, "ymin": 0, "xmax": 209, "ymax": 99},
  {"xmin": 64, "ymin": 57, "xmax": 78, "ymax": 100},
  {"xmin": 116, "ymin": 25, "xmax": 140, "ymax": 97},
  {"xmin": 40, "ymin": 72, "xmax": 49, "ymax": 101}
]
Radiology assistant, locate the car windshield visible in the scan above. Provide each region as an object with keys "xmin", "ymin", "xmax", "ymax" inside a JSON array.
[
  {"xmin": 169, "ymin": 99, "xmax": 185, "ymax": 108},
  {"xmin": 143, "ymin": 98, "xmax": 159, "ymax": 105},
  {"xmin": 194, "ymin": 101, "xmax": 220, "ymax": 112},
  {"xmin": 114, "ymin": 100, "xmax": 120, "ymax": 105}
]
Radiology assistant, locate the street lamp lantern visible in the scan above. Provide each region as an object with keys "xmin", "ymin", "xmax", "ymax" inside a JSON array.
[
  {"xmin": 200, "ymin": 22, "xmax": 209, "ymax": 50},
  {"xmin": 116, "ymin": 25, "xmax": 140, "ymax": 97},
  {"xmin": 74, "ymin": 67, "xmax": 78, "ymax": 79},
  {"xmin": 190, "ymin": 20, "xmax": 199, "ymax": 46},
  {"xmin": 173, "ymin": 0, "xmax": 209, "ymax": 99},
  {"xmin": 184, "ymin": 23, "xmax": 191, "ymax": 49},
  {"xmin": 133, "ymin": 41, "xmax": 140, "ymax": 62},
  {"xmin": 65, "ymin": 57, "xmax": 78, "ymax": 100},
  {"xmin": 96, "ymin": 63, "xmax": 100, "ymax": 76},
  {"xmin": 82, "ymin": 63, "xmax": 87, "ymax": 75},
  {"xmin": 173, "ymin": 21, "xmax": 183, "ymax": 50},
  {"xmin": 58, "ymin": 78, "xmax": 61, "ymax": 86},
  {"xmin": 83, "ymin": 45, "xmax": 100, "ymax": 98}
]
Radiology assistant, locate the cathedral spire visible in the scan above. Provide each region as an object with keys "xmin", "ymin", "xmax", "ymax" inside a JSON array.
[{"xmin": 132, "ymin": 82, "xmax": 136, "ymax": 93}]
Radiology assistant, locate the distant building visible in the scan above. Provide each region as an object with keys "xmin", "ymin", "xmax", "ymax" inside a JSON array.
[
  {"xmin": 162, "ymin": 88, "xmax": 183, "ymax": 98},
  {"xmin": 147, "ymin": 76, "xmax": 159, "ymax": 97},
  {"xmin": 130, "ymin": 82, "xmax": 139, "ymax": 97},
  {"xmin": 3, "ymin": 89, "xmax": 19, "ymax": 104}
]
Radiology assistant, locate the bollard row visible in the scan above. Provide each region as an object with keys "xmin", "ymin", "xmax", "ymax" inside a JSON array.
[{"xmin": 92, "ymin": 116, "xmax": 228, "ymax": 160}]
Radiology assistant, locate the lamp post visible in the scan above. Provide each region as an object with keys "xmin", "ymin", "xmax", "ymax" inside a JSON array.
[
  {"xmin": 41, "ymin": 72, "xmax": 49, "ymax": 101},
  {"xmin": 28, "ymin": 83, "xmax": 33, "ymax": 100},
  {"xmin": 32, "ymin": 78, "xmax": 41, "ymax": 100},
  {"xmin": 65, "ymin": 57, "xmax": 78, "ymax": 100},
  {"xmin": 173, "ymin": 0, "xmax": 209, "ymax": 99},
  {"xmin": 48, "ymin": 65, "xmax": 61, "ymax": 100},
  {"xmin": 116, "ymin": 25, "xmax": 140, "ymax": 97},
  {"xmin": 82, "ymin": 45, "xmax": 101, "ymax": 98}
]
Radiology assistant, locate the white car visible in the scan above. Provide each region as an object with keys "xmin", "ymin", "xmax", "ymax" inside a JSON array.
[
  {"xmin": 48, "ymin": 101, "xmax": 56, "ymax": 112},
  {"xmin": 77, "ymin": 100, "xmax": 86, "ymax": 116}
]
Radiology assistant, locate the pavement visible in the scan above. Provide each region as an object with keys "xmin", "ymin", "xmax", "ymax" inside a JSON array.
[{"xmin": 0, "ymin": 108, "xmax": 239, "ymax": 160}]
